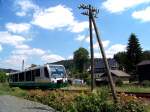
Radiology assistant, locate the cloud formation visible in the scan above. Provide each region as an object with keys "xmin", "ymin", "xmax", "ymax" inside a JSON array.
[
  {"xmin": 41, "ymin": 54, "xmax": 65, "ymax": 63},
  {"xmin": 0, "ymin": 31, "xmax": 64, "ymax": 69},
  {"xmin": 75, "ymin": 35, "xmax": 86, "ymax": 41},
  {"xmin": 105, "ymin": 44, "xmax": 126, "ymax": 58},
  {"xmin": 0, "ymin": 31, "xmax": 26, "ymax": 48},
  {"xmin": 0, "ymin": 44, "xmax": 2, "ymax": 52},
  {"xmin": 31, "ymin": 5, "xmax": 88, "ymax": 33},
  {"xmin": 15, "ymin": 0, "xmax": 38, "ymax": 16},
  {"xmin": 132, "ymin": 6, "xmax": 150, "ymax": 22},
  {"xmin": 102, "ymin": 0, "xmax": 150, "ymax": 13},
  {"xmin": 3, "ymin": 47, "xmax": 65, "ymax": 69},
  {"xmin": 5, "ymin": 23, "xmax": 31, "ymax": 33},
  {"xmin": 93, "ymin": 40, "xmax": 110, "ymax": 50},
  {"xmin": 94, "ymin": 43, "xmax": 126, "ymax": 58}
]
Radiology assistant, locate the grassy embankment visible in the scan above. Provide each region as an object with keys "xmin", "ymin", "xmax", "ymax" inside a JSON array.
[{"xmin": 0, "ymin": 83, "xmax": 27, "ymax": 97}]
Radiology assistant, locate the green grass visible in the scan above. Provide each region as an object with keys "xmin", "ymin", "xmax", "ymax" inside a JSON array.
[
  {"xmin": 0, "ymin": 83, "xmax": 27, "ymax": 97},
  {"xmin": 62, "ymin": 84, "xmax": 150, "ymax": 93},
  {"xmin": 116, "ymin": 85, "xmax": 150, "ymax": 93},
  {"xmin": 0, "ymin": 83, "xmax": 12, "ymax": 95}
]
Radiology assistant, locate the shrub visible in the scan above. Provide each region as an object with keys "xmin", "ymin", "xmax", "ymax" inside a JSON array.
[
  {"xmin": 26, "ymin": 89, "xmax": 147, "ymax": 112},
  {"xmin": 0, "ymin": 71, "xmax": 7, "ymax": 82},
  {"xmin": 26, "ymin": 90, "xmax": 79, "ymax": 112},
  {"xmin": 73, "ymin": 90, "xmax": 111, "ymax": 112},
  {"xmin": 114, "ymin": 93, "xmax": 147, "ymax": 112},
  {"xmin": 141, "ymin": 80, "xmax": 150, "ymax": 87},
  {"xmin": 116, "ymin": 79, "xmax": 123, "ymax": 86}
]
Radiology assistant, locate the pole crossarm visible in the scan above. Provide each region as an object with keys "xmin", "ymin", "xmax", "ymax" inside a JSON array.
[{"xmin": 78, "ymin": 4, "xmax": 99, "ymax": 18}]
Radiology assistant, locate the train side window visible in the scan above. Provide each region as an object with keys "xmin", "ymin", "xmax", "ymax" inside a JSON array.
[
  {"xmin": 10, "ymin": 75, "xmax": 13, "ymax": 82},
  {"xmin": 14, "ymin": 74, "xmax": 18, "ymax": 82},
  {"xmin": 19, "ymin": 72, "xmax": 24, "ymax": 82},
  {"xmin": 31, "ymin": 70, "xmax": 35, "ymax": 81},
  {"xmin": 12, "ymin": 74, "xmax": 15, "ymax": 82},
  {"xmin": 26, "ymin": 71, "xmax": 31, "ymax": 81},
  {"xmin": 35, "ymin": 69, "xmax": 40, "ymax": 77},
  {"xmin": 44, "ymin": 67, "xmax": 49, "ymax": 78}
]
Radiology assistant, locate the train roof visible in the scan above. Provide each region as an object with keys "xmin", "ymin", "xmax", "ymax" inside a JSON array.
[{"xmin": 9, "ymin": 64, "xmax": 64, "ymax": 75}]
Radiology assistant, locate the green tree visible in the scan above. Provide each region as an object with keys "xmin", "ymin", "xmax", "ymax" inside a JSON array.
[
  {"xmin": 127, "ymin": 33, "xmax": 142, "ymax": 73},
  {"xmin": 0, "ymin": 71, "xmax": 7, "ymax": 83},
  {"xmin": 73, "ymin": 47, "xmax": 89, "ymax": 78},
  {"xmin": 114, "ymin": 52, "xmax": 128, "ymax": 70},
  {"xmin": 142, "ymin": 50, "xmax": 150, "ymax": 60}
]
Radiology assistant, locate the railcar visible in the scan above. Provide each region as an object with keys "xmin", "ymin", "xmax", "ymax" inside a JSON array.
[{"xmin": 8, "ymin": 64, "xmax": 68, "ymax": 88}]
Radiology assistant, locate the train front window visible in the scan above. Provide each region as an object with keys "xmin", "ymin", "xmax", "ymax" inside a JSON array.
[{"xmin": 50, "ymin": 66, "xmax": 65, "ymax": 78}]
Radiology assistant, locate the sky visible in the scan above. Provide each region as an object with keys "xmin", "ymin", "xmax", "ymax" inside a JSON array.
[{"xmin": 0, "ymin": 0, "xmax": 150, "ymax": 70}]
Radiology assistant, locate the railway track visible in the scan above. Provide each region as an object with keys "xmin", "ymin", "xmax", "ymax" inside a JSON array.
[
  {"xmin": 59, "ymin": 89, "xmax": 150, "ymax": 99},
  {"xmin": 117, "ymin": 91, "xmax": 150, "ymax": 99}
]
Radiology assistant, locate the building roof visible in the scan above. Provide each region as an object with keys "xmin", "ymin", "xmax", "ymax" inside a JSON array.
[
  {"xmin": 94, "ymin": 58, "xmax": 118, "ymax": 69},
  {"xmin": 101, "ymin": 70, "xmax": 130, "ymax": 77},
  {"xmin": 137, "ymin": 60, "xmax": 150, "ymax": 66},
  {"xmin": 111, "ymin": 70, "xmax": 130, "ymax": 77}
]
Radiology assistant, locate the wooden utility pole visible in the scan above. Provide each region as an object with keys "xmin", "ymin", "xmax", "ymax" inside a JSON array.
[
  {"xmin": 89, "ymin": 5, "xmax": 95, "ymax": 91},
  {"xmin": 78, "ymin": 4, "xmax": 117, "ymax": 103},
  {"xmin": 91, "ymin": 14, "xmax": 117, "ymax": 103},
  {"xmin": 79, "ymin": 4, "xmax": 95, "ymax": 91}
]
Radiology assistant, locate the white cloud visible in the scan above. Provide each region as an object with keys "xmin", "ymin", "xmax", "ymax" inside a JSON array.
[
  {"xmin": 68, "ymin": 21, "xmax": 88, "ymax": 33},
  {"xmin": 15, "ymin": 44, "xmax": 30, "ymax": 49},
  {"xmin": 5, "ymin": 23, "xmax": 31, "ymax": 33},
  {"xmin": 41, "ymin": 54, "xmax": 65, "ymax": 63},
  {"xmin": 102, "ymin": 0, "xmax": 150, "ymax": 13},
  {"xmin": 132, "ymin": 6, "xmax": 150, "ymax": 22},
  {"xmin": 2, "ymin": 46, "xmax": 65, "ymax": 69},
  {"xmin": 94, "ymin": 52, "xmax": 102, "ymax": 58},
  {"xmin": 16, "ymin": 12, "xmax": 26, "ymax": 17},
  {"xmin": 31, "ymin": 5, "xmax": 88, "ymax": 33},
  {"xmin": 0, "ymin": 31, "xmax": 64, "ymax": 69},
  {"xmin": 75, "ymin": 35, "xmax": 85, "ymax": 41},
  {"xmin": 106, "ymin": 44, "xmax": 126, "ymax": 58},
  {"xmin": 93, "ymin": 40, "xmax": 110, "ymax": 50},
  {"xmin": 68, "ymin": 55, "xmax": 73, "ymax": 59},
  {"xmin": 0, "ymin": 31, "xmax": 26, "ymax": 48},
  {"xmin": 15, "ymin": 0, "xmax": 38, "ymax": 17},
  {"xmin": 94, "ymin": 44, "xmax": 126, "ymax": 58},
  {"xmin": 85, "ymin": 36, "xmax": 90, "ymax": 43},
  {"xmin": 4, "ymin": 55, "xmax": 28, "ymax": 68},
  {"xmin": 12, "ymin": 48, "xmax": 45, "ymax": 56},
  {"xmin": 0, "ymin": 44, "xmax": 2, "ymax": 52}
]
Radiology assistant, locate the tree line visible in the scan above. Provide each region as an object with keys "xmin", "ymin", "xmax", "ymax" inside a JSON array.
[
  {"xmin": 72, "ymin": 33, "xmax": 150, "ymax": 82},
  {"xmin": 114, "ymin": 33, "xmax": 150, "ymax": 80}
]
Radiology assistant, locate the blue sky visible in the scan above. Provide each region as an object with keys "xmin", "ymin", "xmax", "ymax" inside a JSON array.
[{"xmin": 0, "ymin": 0, "xmax": 150, "ymax": 70}]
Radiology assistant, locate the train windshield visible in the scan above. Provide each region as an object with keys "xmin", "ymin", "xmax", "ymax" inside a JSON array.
[{"xmin": 50, "ymin": 66, "xmax": 65, "ymax": 78}]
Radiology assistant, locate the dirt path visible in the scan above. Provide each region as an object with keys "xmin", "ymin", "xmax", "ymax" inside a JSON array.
[{"xmin": 0, "ymin": 95, "xmax": 56, "ymax": 112}]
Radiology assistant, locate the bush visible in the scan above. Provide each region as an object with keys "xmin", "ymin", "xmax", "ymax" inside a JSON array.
[
  {"xmin": 141, "ymin": 80, "xmax": 150, "ymax": 87},
  {"xmin": 114, "ymin": 93, "xmax": 147, "ymax": 112},
  {"xmin": 73, "ymin": 90, "xmax": 112, "ymax": 112},
  {"xmin": 0, "ymin": 71, "xmax": 7, "ymax": 82},
  {"xmin": 116, "ymin": 79, "xmax": 123, "ymax": 86},
  {"xmin": 26, "ymin": 89, "xmax": 147, "ymax": 112},
  {"xmin": 26, "ymin": 90, "xmax": 79, "ymax": 112}
]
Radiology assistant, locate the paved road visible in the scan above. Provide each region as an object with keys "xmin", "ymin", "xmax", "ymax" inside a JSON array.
[{"xmin": 0, "ymin": 95, "xmax": 56, "ymax": 112}]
